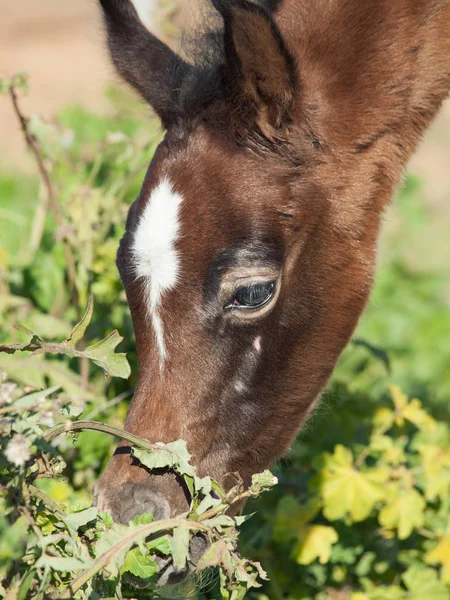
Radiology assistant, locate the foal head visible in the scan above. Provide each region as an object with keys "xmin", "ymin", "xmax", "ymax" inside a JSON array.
[{"xmin": 95, "ymin": 0, "xmax": 393, "ymax": 537}]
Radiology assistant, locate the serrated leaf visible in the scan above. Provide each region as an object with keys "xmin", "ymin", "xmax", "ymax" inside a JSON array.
[
  {"xmin": 294, "ymin": 525, "xmax": 339, "ymax": 565},
  {"xmin": 131, "ymin": 513, "xmax": 153, "ymax": 526},
  {"xmin": 82, "ymin": 331, "xmax": 130, "ymax": 379},
  {"xmin": 250, "ymin": 470, "xmax": 278, "ymax": 495},
  {"xmin": 132, "ymin": 439, "xmax": 195, "ymax": 478},
  {"xmin": 389, "ymin": 385, "xmax": 436, "ymax": 433},
  {"xmin": 196, "ymin": 540, "xmax": 233, "ymax": 578},
  {"xmin": 64, "ymin": 296, "xmax": 94, "ymax": 348},
  {"xmin": 95, "ymin": 523, "xmax": 131, "ymax": 578},
  {"xmin": 313, "ymin": 445, "xmax": 386, "ymax": 522},
  {"xmin": 170, "ymin": 524, "xmax": 190, "ymax": 571},
  {"xmin": 379, "ymin": 485, "xmax": 425, "ymax": 539}
]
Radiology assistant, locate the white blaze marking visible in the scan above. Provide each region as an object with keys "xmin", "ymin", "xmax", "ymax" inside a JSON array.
[
  {"xmin": 131, "ymin": 0, "xmax": 157, "ymax": 31},
  {"xmin": 234, "ymin": 380, "xmax": 247, "ymax": 394},
  {"xmin": 253, "ymin": 336, "xmax": 262, "ymax": 353},
  {"xmin": 131, "ymin": 178, "xmax": 183, "ymax": 366}
]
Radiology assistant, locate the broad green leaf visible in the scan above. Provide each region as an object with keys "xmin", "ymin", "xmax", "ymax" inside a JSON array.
[
  {"xmin": 313, "ymin": 445, "xmax": 386, "ymax": 522},
  {"xmin": 95, "ymin": 523, "xmax": 132, "ymax": 578},
  {"xmin": 293, "ymin": 525, "xmax": 339, "ymax": 565},
  {"xmin": 379, "ymin": 485, "xmax": 425, "ymax": 539},
  {"xmin": 389, "ymin": 385, "xmax": 436, "ymax": 433},
  {"xmin": 35, "ymin": 512, "xmax": 59, "ymax": 536},
  {"xmin": 418, "ymin": 444, "xmax": 450, "ymax": 502},
  {"xmin": 122, "ymin": 547, "xmax": 158, "ymax": 579},
  {"xmin": 147, "ymin": 535, "xmax": 171, "ymax": 556},
  {"xmin": 170, "ymin": 524, "xmax": 190, "ymax": 571}
]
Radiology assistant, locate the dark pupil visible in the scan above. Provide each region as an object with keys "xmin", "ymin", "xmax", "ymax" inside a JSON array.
[{"xmin": 234, "ymin": 282, "xmax": 274, "ymax": 308}]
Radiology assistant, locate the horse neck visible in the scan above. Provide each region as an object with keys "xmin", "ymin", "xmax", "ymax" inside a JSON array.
[{"xmin": 276, "ymin": 0, "xmax": 450, "ymax": 213}]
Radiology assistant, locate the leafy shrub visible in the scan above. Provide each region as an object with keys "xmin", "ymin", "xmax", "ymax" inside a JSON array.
[
  {"xmin": 0, "ymin": 300, "xmax": 277, "ymax": 599},
  {"xmin": 1, "ymin": 75, "xmax": 450, "ymax": 599},
  {"xmin": 242, "ymin": 383, "xmax": 450, "ymax": 600}
]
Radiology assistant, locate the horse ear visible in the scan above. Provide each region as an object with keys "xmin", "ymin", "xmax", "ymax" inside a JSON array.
[
  {"xmin": 98, "ymin": 0, "xmax": 193, "ymax": 128},
  {"xmin": 212, "ymin": 0, "xmax": 297, "ymax": 136}
]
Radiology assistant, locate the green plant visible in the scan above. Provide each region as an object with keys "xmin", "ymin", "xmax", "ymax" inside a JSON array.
[
  {"xmin": 1, "ymin": 73, "xmax": 449, "ymax": 600},
  {"xmin": 0, "ymin": 302, "xmax": 276, "ymax": 599}
]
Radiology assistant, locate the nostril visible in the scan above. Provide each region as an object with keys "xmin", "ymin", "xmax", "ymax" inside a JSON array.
[{"xmin": 117, "ymin": 484, "xmax": 171, "ymax": 524}]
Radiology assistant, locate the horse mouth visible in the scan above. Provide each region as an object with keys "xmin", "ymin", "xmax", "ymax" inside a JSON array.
[{"xmin": 124, "ymin": 533, "xmax": 209, "ymax": 588}]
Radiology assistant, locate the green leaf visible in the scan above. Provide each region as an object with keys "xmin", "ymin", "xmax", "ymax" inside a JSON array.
[
  {"xmin": 13, "ymin": 385, "xmax": 61, "ymax": 407},
  {"xmin": 131, "ymin": 513, "xmax": 153, "ymax": 526},
  {"xmin": 196, "ymin": 540, "xmax": 234, "ymax": 578},
  {"xmin": 425, "ymin": 536, "xmax": 450, "ymax": 584},
  {"xmin": 313, "ymin": 445, "xmax": 386, "ymax": 522},
  {"xmin": 379, "ymin": 485, "xmax": 425, "ymax": 540},
  {"xmin": 170, "ymin": 524, "xmax": 190, "ymax": 571},
  {"xmin": 35, "ymin": 556, "xmax": 92, "ymax": 572},
  {"xmin": 122, "ymin": 547, "xmax": 158, "ymax": 579},
  {"xmin": 273, "ymin": 495, "xmax": 322, "ymax": 542},
  {"xmin": 0, "ymin": 332, "xmax": 42, "ymax": 355},
  {"xmin": 82, "ymin": 331, "xmax": 130, "ymax": 379},
  {"xmin": 63, "ymin": 296, "xmax": 94, "ymax": 348},
  {"xmin": 293, "ymin": 525, "xmax": 339, "ymax": 565},
  {"xmin": 17, "ymin": 568, "xmax": 36, "ymax": 600},
  {"xmin": 250, "ymin": 470, "xmax": 278, "ymax": 495},
  {"xmin": 147, "ymin": 536, "xmax": 171, "ymax": 556},
  {"xmin": 132, "ymin": 439, "xmax": 195, "ymax": 478},
  {"xmin": 65, "ymin": 507, "xmax": 98, "ymax": 532},
  {"xmin": 403, "ymin": 566, "xmax": 449, "ymax": 600},
  {"xmin": 35, "ymin": 512, "xmax": 59, "ymax": 536}
]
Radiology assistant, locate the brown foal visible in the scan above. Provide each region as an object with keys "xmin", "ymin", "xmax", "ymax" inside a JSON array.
[{"xmin": 93, "ymin": 0, "xmax": 450, "ymax": 578}]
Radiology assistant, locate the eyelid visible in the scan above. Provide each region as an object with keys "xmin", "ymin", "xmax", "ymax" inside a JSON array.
[
  {"xmin": 224, "ymin": 281, "xmax": 276, "ymax": 311},
  {"xmin": 219, "ymin": 272, "xmax": 281, "ymax": 320}
]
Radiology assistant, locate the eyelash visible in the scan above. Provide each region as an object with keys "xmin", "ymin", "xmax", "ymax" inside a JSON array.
[{"xmin": 225, "ymin": 281, "xmax": 275, "ymax": 310}]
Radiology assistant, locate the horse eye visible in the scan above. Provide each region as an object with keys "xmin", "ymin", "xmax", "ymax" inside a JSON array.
[{"xmin": 226, "ymin": 281, "xmax": 275, "ymax": 310}]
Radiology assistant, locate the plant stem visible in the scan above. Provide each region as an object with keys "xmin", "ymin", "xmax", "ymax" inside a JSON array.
[
  {"xmin": 52, "ymin": 518, "xmax": 213, "ymax": 599},
  {"xmin": 9, "ymin": 84, "xmax": 81, "ymax": 320},
  {"xmin": 43, "ymin": 421, "xmax": 169, "ymax": 454},
  {"xmin": 28, "ymin": 485, "xmax": 66, "ymax": 518},
  {"xmin": 84, "ymin": 391, "xmax": 132, "ymax": 420}
]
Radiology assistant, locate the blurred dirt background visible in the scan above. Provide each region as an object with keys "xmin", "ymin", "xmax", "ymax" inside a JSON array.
[{"xmin": 1, "ymin": 0, "xmax": 450, "ymax": 211}]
